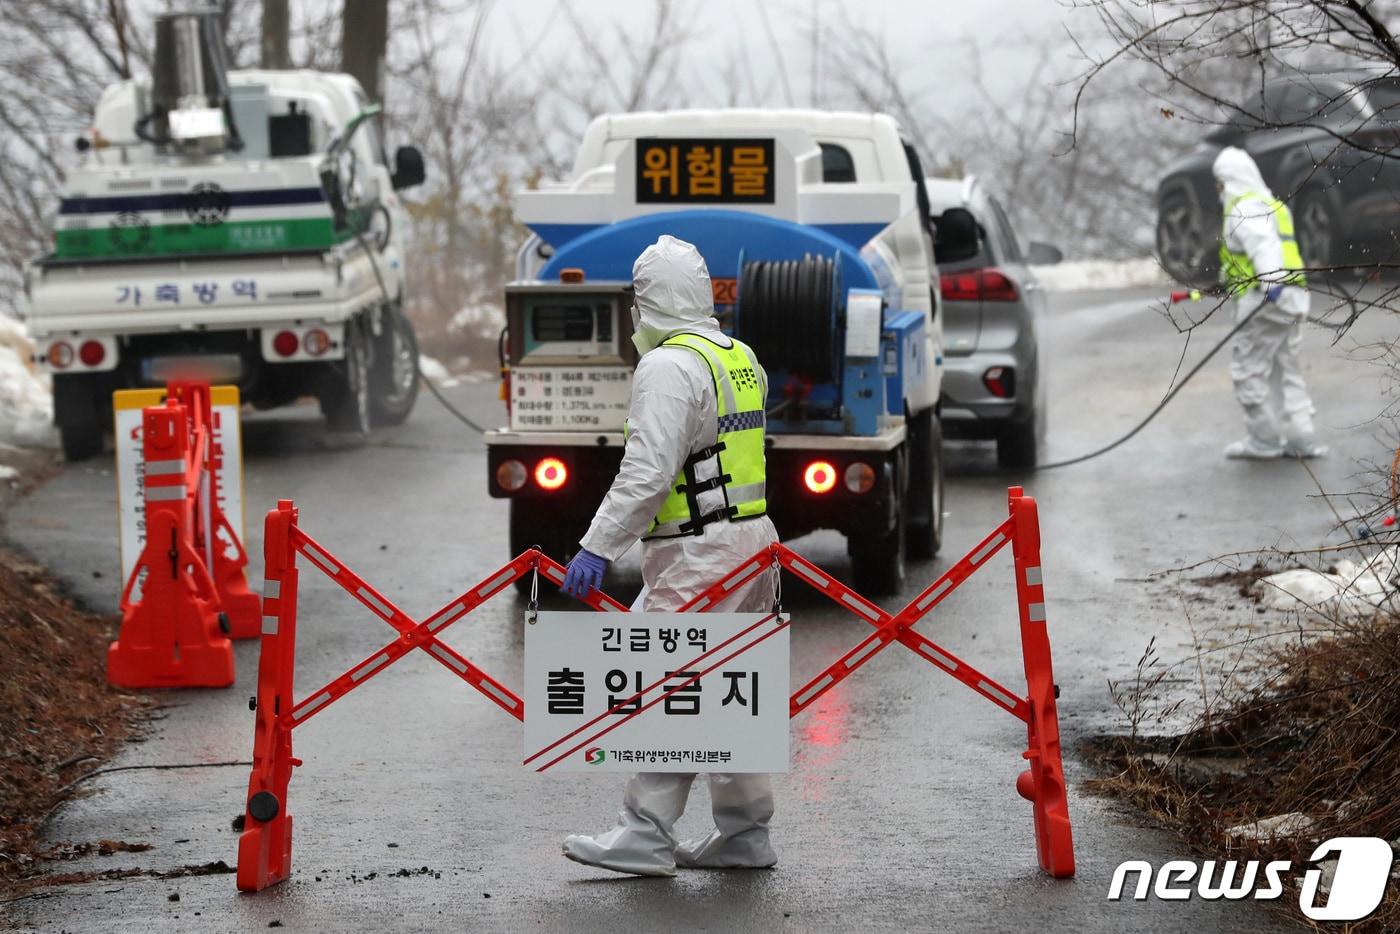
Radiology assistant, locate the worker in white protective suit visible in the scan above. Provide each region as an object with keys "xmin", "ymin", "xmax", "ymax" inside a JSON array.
[
  {"xmin": 1213, "ymin": 146, "xmax": 1326, "ymax": 459},
  {"xmin": 559, "ymin": 235, "xmax": 781, "ymax": 877}
]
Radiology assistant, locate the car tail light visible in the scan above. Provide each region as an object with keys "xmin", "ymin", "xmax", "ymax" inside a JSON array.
[
  {"xmin": 983, "ymin": 366, "xmax": 1015, "ymax": 398},
  {"xmin": 940, "ymin": 268, "xmax": 1019, "ymax": 302},
  {"xmin": 47, "ymin": 341, "xmax": 74, "ymax": 369},
  {"xmin": 844, "ymin": 462, "xmax": 875, "ymax": 494},
  {"xmin": 272, "ymin": 330, "xmax": 299, "ymax": 358},
  {"xmin": 497, "ymin": 459, "xmax": 527, "ymax": 492},
  {"xmin": 79, "ymin": 340, "xmax": 106, "ymax": 367},
  {"xmin": 803, "ymin": 460, "xmax": 837, "ymax": 494},
  {"xmin": 303, "ymin": 328, "xmax": 331, "ymax": 356},
  {"xmin": 534, "ymin": 457, "xmax": 568, "ymax": 491}
]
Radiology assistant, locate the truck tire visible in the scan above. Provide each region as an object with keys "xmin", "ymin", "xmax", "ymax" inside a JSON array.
[
  {"xmin": 997, "ymin": 407, "xmax": 1039, "ymax": 470},
  {"xmin": 323, "ymin": 323, "xmax": 371, "ymax": 436},
  {"xmin": 849, "ymin": 457, "xmax": 907, "ymax": 596},
  {"xmin": 369, "ymin": 305, "xmax": 420, "ymax": 427},
  {"xmin": 905, "ymin": 407, "xmax": 945, "ymax": 560},
  {"xmin": 509, "ymin": 498, "xmax": 585, "ymax": 596},
  {"xmin": 54, "ymin": 374, "xmax": 105, "ymax": 462}
]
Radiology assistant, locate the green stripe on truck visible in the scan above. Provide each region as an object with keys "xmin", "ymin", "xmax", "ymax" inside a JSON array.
[{"xmin": 54, "ymin": 217, "xmax": 349, "ymax": 259}]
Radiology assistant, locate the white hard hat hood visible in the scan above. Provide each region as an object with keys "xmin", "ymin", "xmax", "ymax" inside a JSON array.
[
  {"xmin": 631, "ymin": 235, "xmax": 715, "ymax": 332},
  {"xmin": 1213, "ymin": 146, "xmax": 1272, "ymax": 205}
]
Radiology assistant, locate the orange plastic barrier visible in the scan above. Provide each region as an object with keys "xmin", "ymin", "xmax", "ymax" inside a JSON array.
[
  {"xmin": 108, "ymin": 382, "xmax": 258, "ymax": 687},
  {"xmin": 236, "ymin": 486, "xmax": 1073, "ymax": 890}
]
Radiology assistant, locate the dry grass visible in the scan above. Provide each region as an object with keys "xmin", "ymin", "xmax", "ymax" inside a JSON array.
[{"xmin": 1087, "ymin": 609, "xmax": 1400, "ymax": 932}]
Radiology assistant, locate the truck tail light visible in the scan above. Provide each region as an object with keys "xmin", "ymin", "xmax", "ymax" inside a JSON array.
[
  {"xmin": 272, "ymin": 330, "xmax": 299, "ymax": 358},
  {"xmin": 983, "ymin": 366, "xmax": 1015, "ymax": 398},
  {"xmin": 497, "ymin": 459, "xmax": 527, "ymax": 492},
  {"xmin": 47, "ymin": 341, "xmax": 74, "ymax": 369},
  {"xmin": 804, "ymin": 460, "xmax": 837, "ymax": 494},
  {"xmin": 79, "ymin": 340, "xmax": 106, "ymax": 367},
  {"xmin": 844, "ymin": 462, "xmax": 875, "ymax": 494},
  {"xmin": 534, "ymin": 457, "xmax": 568, "ymax": 491},
  {"xmin": 940, "ymin": 268, "xmax": 1019, "ymax": 302},
  {"xmin": 303, "ymin": 329, "xmax": 331, "ymax": 356}
]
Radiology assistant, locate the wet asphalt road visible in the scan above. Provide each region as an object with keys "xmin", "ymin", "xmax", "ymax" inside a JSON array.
[{"xmin": 7, "ymin": 285, "xmax": 1386, "ymax": 932}]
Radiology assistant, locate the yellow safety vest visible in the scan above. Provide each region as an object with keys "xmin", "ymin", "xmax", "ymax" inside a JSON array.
[
  {"xmin": 1219, "ymin": 192, "xmax": 1307, "ymax": 296},
  {"xmin": 640, "ymin": 333, "xmax": 767, "ymax": 539}
]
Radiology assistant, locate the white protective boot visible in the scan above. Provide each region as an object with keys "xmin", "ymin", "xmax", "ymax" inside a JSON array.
[
  {"xmin": 1225, "ymin": 403, "xmax": 1283, "ymax": 460},
  {"xmin": 1282, "ymin": 410, "xmax": 1328, "ymax": 459},
  {"xmin": 676, "ymin": 773, "xmax": 777, "ymax": 869},
  {"xmin": 562, "ymin": 773, "xmax": 694, "ymax": 877}
]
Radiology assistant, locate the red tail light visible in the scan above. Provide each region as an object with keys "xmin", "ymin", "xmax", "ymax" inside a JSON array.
[
  {"xmin": 79, "ymin": 340, "xmax": 106, "ymax": 367},
  {"xmin": 940, "ymin": 268, "xmax": 1019, "ymax": 302},
  {"xmin": 534, "ymin": 457, "xmax": 568, "ymax": 491},
  {"xmin": 803, "ymin": 460, "xmax": 837, "ymax": 494},
  {"xmin": 272, "ymin": 330, "xmax": 299, "ymax": 357},
  {"xmin": 983, "ymin": 366, "xmax": 1015, "ymax": 398}
]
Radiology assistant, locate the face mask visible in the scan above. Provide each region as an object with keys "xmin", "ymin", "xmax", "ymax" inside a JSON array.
[
  {"xmin": 632, "ymin": 327, "xmax": 666, "ymax": 355},
  {"xmin": 629, "ymin": 302, "xmax": 665, "ymax": 354}
]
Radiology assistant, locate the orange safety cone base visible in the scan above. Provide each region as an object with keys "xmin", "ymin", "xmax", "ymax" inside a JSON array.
[{"xmin": 106, "ymin": 636, "xmax": 235, "ymax": 689}]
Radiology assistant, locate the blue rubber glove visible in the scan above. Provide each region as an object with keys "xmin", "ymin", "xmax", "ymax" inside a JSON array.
[
  {"xmin": 562, "ymin": 548, "xmax": 609, "ymax": 599},
  {"xmin": 1264, "ymin": 283, "xmax": 1284, "ymax": 304}
]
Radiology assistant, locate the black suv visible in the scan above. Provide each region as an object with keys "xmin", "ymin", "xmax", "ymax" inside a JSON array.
[{"xmin": 1156, "ymin": 74, "xmax": 1400, "ymax": 285}]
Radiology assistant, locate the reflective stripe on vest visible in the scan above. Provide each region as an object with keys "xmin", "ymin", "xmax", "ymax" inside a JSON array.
[
  {"xmin": 644, "ymin": 333, "xmax": 767, "ymax": 539},
  {"xmin": 1219, "ymin": 192, "xmax": 1307, "ymax": 295}
]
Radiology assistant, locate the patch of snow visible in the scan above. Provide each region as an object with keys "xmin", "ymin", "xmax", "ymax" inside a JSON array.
[
  {"xmin": 1034, "ymin": 258, "xmax": 1170, "ymax": 292},
  {"xmin": 1254, "ymin": 547, "xmax": 1400, "ymax": 620},
  {"xmin": 1225, "ymin": 811, "xmax": 1316, "ymax": 841},
  {"xmin": 447, "ymin": 301, "xmax": 505, "ymax": 335},
  {"xmin": 0, "ymin": 464, "xmax": 18, "ymax": 482},
  {"xmin": 0, "ymin": 315, "xmax": 56, "ymax": 448},
  {"xmin": 418, "ymin": 355, "xmax": 459, "ymax": 388}
]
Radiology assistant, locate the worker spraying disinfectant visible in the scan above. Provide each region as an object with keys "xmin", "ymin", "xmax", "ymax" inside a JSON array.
[
  {"xmin": 559, "ymin": 235, "xmax": 781, "ymax": 876},
  {"xmin": 1212, "ymin": 147, "xmax": 1326, "ymax": 461}
]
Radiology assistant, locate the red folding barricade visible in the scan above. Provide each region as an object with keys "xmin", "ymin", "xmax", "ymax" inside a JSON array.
[
  {"xmin": 109, "ymin": 396, "xmax": 235, "ymax": 688},
  {"xmin": 168, "ymin": 381, "xmax": 261, "ymax": 640},
  {"xmin": 236, "ymin": 486, "xmax": 1073, "ymax": 891}
]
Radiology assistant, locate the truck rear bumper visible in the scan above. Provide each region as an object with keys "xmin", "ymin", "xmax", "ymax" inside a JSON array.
[
  {"xmin": 483, "ymin": 425, "xmax": 907, "ymax": 450},
  {"xmin": 486, "ymin": 425, "xmax": 906, "ymax": 541}
]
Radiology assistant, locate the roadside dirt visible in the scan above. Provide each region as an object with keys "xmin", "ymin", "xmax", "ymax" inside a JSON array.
[{"xmin": 0, "ymin": 535, "xmax": 153, "ymax": 899}]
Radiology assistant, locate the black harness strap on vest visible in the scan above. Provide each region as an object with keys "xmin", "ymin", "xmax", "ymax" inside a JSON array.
[{"xmin": 685, "ymin": 440, "xmax": 726, "ymax": 468}]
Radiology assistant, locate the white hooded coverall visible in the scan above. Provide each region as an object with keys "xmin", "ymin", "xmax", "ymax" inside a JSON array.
[
  {"xmin": 564, "ymin": 235, "xmax": 781, "ymax": 876},
  {"xmin": 1212, "ymin": 146, "xmax": 1321, "ymax": 458}
]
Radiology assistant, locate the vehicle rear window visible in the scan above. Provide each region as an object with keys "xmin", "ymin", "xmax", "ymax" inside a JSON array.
[
  {"xmin": 820, "ymin": 143, "xmax": 857, "ymax": 182},
  {"xmin": 531, "ymin": 304, "xmax": 597, "ymax": 342}
]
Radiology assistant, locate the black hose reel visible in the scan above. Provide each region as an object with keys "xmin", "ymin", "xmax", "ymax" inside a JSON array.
[{"xmin": 735, "ymin": 253, "xmax": 843, "ymax": 385}]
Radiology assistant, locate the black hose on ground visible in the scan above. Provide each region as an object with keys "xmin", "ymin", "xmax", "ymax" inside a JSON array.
[
  {"xmin": 355, "ymin": 230, "xmax": 491, "ymax": 434},
  {"xmin": 1035, "ymin": 298, "xmax": 1268, "ymax": 470}
]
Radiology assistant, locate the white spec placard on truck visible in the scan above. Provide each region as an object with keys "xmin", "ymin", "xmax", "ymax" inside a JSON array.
[
  {"xmin": 114, "ymin": 386, "xmax": 245, "ymax": 583},
  {"xmin": 845, "ymin": 288, "xmax": 884, "ymax": 358},
  {"xmin": 524, "ymin": 612, "xmax": 789, "ymax": 773},
  {"xmin": 510, "ymin": 366, "xmax": 632, "ymax": 431}
]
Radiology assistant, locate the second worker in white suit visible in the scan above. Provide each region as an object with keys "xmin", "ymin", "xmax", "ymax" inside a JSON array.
[
  {"xmin": 559, "ymin": 234, "xmax": 781, "ymax": 877},
  {"xmin": 1213, "ymin": 146, "xmax": 1326, "ymax": 460}
]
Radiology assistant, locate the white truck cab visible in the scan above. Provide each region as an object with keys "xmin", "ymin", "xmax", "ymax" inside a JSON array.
[{"xmin": 23, "ymin": 11, "xmax": 427, "ymax": 459}]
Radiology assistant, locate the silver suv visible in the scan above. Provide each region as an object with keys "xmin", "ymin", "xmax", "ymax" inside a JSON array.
[{"xmin": 925, "ymin": 176, "xmax": 1060, "ymax": 469}]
